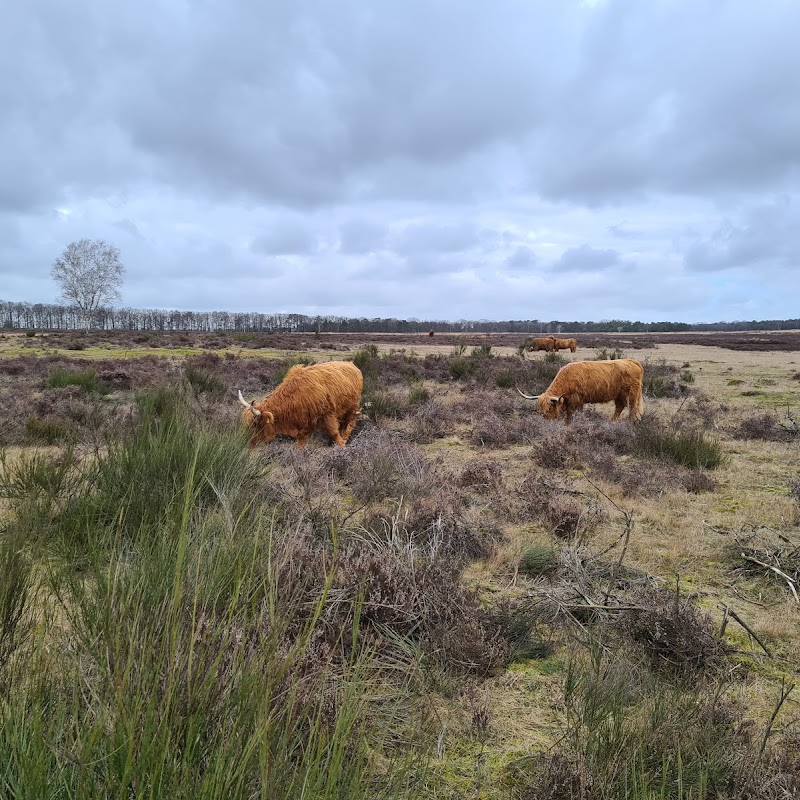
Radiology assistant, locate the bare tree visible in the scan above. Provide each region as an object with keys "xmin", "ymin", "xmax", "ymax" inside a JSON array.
[{"xmin": 51, "ymin": 239, "xmax": 126, "ymax": 331}]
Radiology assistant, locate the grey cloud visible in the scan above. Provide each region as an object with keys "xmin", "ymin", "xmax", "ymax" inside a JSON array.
[
  {"xmin": 553, "ymin": 245, "xmax": 621, "ymax": 273},
  {"xmin": 113, "ymin": 219, "xmax": 144, "ymax": 239},
  {"xmin": 338, "ymin": 220, "xmax": 386, "ymax": 254},
  {"xmin": 506, "ymin": 247, "xmax": 537, "ymax": 273},
  {"xmin": 250, "ymin": 222, "xmax": 320, "ymax": 256},
  {"xmin": 390, "ymin": 222, "xmax": 485, "ymax": 255},
  {"xmin": 684, "ymin": 199, "xmax": 800, "ymax": 272}
]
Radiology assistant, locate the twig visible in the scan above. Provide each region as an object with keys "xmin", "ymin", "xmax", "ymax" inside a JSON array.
[
  {"xmin": 728, "ymin": 581, "xmax": 767, "ymax": 608},
  {"xmin": 718, "ymin": 604, "xmax": 771, "ymax": 657},
  {"xmin": 747, "ymin": 680, "xmax": 796, "ymax": 786},
  {"xmin": 741, "ymin": 554, "xmax": 799, "ymax": 603}
]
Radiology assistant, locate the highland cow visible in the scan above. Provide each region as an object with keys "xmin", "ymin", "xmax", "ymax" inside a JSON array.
[
  {"xmin": 517, "ymin": 358, "xmax": 644, "ymax": 423},
  {"xmin": 238, "ymin": 360, "xmax": 363, "ymax": 446},
  {"xmin": 524, "ymin": 336, "xmax": 556, "ymax": 353},
  {"xmin": 552, "ymin": 337, "xmax": 578, "ymax": 353}
]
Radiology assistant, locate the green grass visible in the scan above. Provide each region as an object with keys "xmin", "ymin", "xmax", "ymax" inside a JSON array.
[
  {"xmin": 46, "ymin": 368, "xmax": 111, "ymax": 395},
  {"xmin": 0, "ymin": 388, "xmax": 424, "ymax": 799},
  {"xmin": 634, "ymin": 418, "xmax": 725, "ymax": 470}
]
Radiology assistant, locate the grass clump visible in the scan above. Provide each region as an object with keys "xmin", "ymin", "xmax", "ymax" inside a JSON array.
[
  {"xmin": 25, "ymin": 416, "xmax": 72, "ymax": 444},
  {"xmin": 519, "ymin": 543, "xmax": 559, "ymax": 578},
  {"xmin": 184, "ymin": 365, "xmax": 226, "ymax": 400},
  {"xmin": 46, "ymin": 368, "xmax": 111, "ymax": 395},
  {"xmin": 634, "ymin": 417, "xmax": 725, "ymax": 469}
]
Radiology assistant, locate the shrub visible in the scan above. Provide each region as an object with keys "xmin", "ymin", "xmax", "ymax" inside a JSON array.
[
  {"xmin": 680, "ymin": 370, "xmax": 695, "ymax": 383},
  {"xmin": 471, "ymin": 344, "xmax": 492, "ymax": 357},
  {"xmin": 451, "ymin": 339, "xmax": 468, "ymax": 357},
  {"xmin": 407, "ymin": 383, "xmax": 431, "ymax": 405},
  {"xmin": 735, "ymin": 412, "xmax": 785, "ymax": 441},
  {"xmin": 617, "ymin": 587, "xmax": 731, "ymax": 675},
  {"xmin": 495, "ymin": 369, "xmax": 515, "ymax": 388},
  {"xmin": 594, "ymin": 348, "xmax": 625, "ymax": 360},
  {"xmin": 642, "ymin": 360, "xmax": 683, "ymax": 398},
  {"xmin": 352, "ymin": 344, "xmax": 379, "ymax": 371},
  {"xmin": 449, "ymin": 358, "xmax": 476, "ymax": 380},
  {"xmin": 25, "ymin": 330, "xmax": 36, "ymax": 338},
  {"xmin": 407, "ymin": 400, "xmax": 452, "ymax": 443},
  {"xmin": 543, "ymin": 351, "xmax": 566, "ymax": 365}
]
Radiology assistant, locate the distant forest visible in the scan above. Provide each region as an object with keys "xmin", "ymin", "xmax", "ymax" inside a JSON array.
[{"xmin": 1, "ymin": 299, "xmax": 799, "ymax": 334}]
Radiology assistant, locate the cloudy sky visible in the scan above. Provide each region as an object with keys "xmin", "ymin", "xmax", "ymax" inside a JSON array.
[{"xmin": 2, "ymin": 0, "xmax": 799, "ymax": 323}]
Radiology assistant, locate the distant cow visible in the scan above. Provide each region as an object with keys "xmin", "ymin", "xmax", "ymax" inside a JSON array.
[
  {"xmin": 517, "ymin": 359, "xmax": 644, "ymax": 423},
  {"xmin": 428, "ymin": 330, "xmax": 435, "ymax": 337},
  {"xmin": 524, "ymin": 336, "xmax": 556, "ymax": 353},
  {"xmin": 552, "ymin": 337, "xmax": 577, "ymax": 353},
  {"xmin": 237, "ymin": 360, "xmax": 363, "ymax": 447}
]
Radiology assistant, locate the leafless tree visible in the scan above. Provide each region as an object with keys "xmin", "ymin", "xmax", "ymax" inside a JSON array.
[{"xmin": 51, "ymin": 239, "xmax": 125, "ymax": 331}]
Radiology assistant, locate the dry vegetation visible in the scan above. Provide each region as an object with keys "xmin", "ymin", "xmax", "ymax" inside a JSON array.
[{"xmin": 1, "ymin": 329, "xmax": 799, "ymax": 798}]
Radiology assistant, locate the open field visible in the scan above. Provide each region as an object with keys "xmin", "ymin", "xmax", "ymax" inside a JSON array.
[{"xmin": 1, "ymin": 330, "xmax": 799, "ymax": 798}]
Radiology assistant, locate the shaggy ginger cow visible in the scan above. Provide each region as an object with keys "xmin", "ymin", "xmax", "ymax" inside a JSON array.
[
  {"xmin": 524, "ymin": 336, "xmax": 556, "ymax": 353},
  {"xmin": 517, "ymin": 358, "xmax": 644, "ymax": 423},
  {"xmin": 552, "ymin": 337, "xmax": 577, "ymax": 353},
  {"xmin": 238, "ymin": 360, "xmax": 363, "ymax": 447}
]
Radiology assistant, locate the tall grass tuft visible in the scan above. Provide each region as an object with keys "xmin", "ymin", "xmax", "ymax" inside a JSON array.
[
  {"xmin": 634, "ymin": 417, "xmax": 725, "ymax": 470},
  {"xmin": 47, "ymin": 367, "xmax": 111, "ymax": 395},
  {"xmin": 0, "ymin": 393, "xmax": 424, "ymax": 798}
]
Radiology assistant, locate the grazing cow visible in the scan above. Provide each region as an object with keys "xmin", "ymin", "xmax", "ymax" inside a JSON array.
[
  {"xmin": 517, "ymin": 358, "xmax": 644, "ymax": 423},
  {"xmin": 552, "ymin": 337, "xmax": 578, "ymax": 353},
  {"xmin": 237, "ymin": 360, "xmax": 363, "ymax": 447},
  {"xmin": 524, "ymin": 336, "xmax": 556, "ymax": 353},
  {"xmin": 428, "ymin": 330, "xmax": 435, "ymax": 337}
]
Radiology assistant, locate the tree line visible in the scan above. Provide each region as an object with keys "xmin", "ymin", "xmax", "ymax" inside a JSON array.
[{"xmin": 1, "ymin": 299, "xmax": 799, "ymax": 334}]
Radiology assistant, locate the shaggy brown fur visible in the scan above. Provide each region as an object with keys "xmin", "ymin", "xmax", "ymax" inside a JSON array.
[
  {"xmin": 522, "ymin": 359, "xmax": 644, "ymax": 423},
  {"xmin": 552, "ymin": 337, "xmax": 577, "ymax": 353},
  {"xmin": 239, "ymin": 361, "xmax": 363, "ymax": 446},
  {"xmin": 525, "ymin": 336, "xmax": 556, "ymax": 353}
]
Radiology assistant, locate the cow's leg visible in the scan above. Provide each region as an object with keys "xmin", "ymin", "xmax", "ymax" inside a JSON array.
[
  {"xmin": 322, "ymin": 413, "xmax": 346, "ymax": 446},
  {"xmin": 629, "ymin": 389, "xmax": 644, "ymax": 420},
  {"xmin": 612, "ymin": 396, "xmax": 626, "ymax": 421},
  {"xmin": 294, "ymin": 435, "xmax": 309, "ymax": 448},
  {"xmin": 338, "ymin": 410, "xmax": 358, "ymax": 444}
]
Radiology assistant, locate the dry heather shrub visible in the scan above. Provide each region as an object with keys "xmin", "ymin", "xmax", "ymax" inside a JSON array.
[
  {"xmin": 258, "ymin": 444, "xmax": 347, "ymax": 533},
  {"xmin": 516, "ymin": 476, "xmax": 605, "ymax": 540},
  {"xmin": 532, "ymin": 432, "xmax": 583, "ymax": 470},
  {"xmin": 470, "ymin": 413, "xmax": 511, "ymax": 448},
  {"xmin": 324, "ymin": 428, "xmax": 430, "ymax": 505},
  {"xmin": 734, "ymin": 412, "xmax": 787, "ymax": 441},
  {"xmin": 459, "ymin": 458, "xmax": 504, "ymax": 491},
  {"xmin": 407, "ymin": 399, "xmax": 453, "ymax": 443},
  {"xmin": 684, "ymin": 391, "xmax": 724, "ymax": 429},
  {"xmin": 453, "ymin": 389, "xmax": 516, "ymax": 422},
  {"xmin": 337, "ymin": 529, "xmax": 508, "ymax": 676},
  {"xmin": 616, "ymin": 587, "xmax": 730, "ymax": 676}
]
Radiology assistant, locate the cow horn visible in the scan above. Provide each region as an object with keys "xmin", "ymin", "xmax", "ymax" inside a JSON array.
[
  {"xmin": 516, "ymin": 388, "xmax": 540, "ymax": 401},
  {"xmin": 237, "ymin": 389, "xmax": 262, "ymax": 416}
]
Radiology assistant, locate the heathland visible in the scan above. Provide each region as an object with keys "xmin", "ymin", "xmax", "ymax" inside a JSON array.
[{"xmin": 1, "ymin": 328, "xmax": 798, "ymax": 799}]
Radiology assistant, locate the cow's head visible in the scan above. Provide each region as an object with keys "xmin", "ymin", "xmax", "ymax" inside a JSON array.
[
  {"xmin": 238, "ymin": 390, "xmax": 277, "ymax": 444},
  {"xmin": 517, "ymin": 388, "xmax": 564, "ymax": 420}
]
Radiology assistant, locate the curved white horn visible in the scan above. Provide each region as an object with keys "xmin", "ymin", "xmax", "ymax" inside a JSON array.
[
  {"xmin": 238, "ymin": 389, "xmax": 262, "ymax": 416},
  {"xmin": 516, "ymin": 388, "xmax": 540, "ymax": 401}
]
